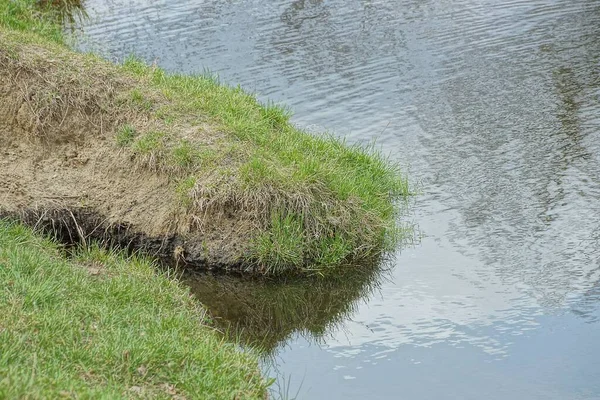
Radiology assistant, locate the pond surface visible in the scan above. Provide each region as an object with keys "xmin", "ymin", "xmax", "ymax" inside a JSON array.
[{"xmin": 77, "ymin": 1, "xmax": 600, "ymax": 398}]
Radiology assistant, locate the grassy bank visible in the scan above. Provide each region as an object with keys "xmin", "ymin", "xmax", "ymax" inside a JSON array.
[
  {"xmin": 0, "ymin": 0, "xmax": 408, "ymax": 275},
  {"xmin": 0, "ymin": 220, "xmax": 269, "ymax": 398}
]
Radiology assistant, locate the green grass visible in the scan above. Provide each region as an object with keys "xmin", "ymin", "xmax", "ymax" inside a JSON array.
[
  {"xmin": 170, "ymin": 140, "xmax": 200, "ymax": 169},
  {"xmin": 0, "ymin": 0, "xmax": 64, "ymax": 43},
  {"xmin": 0, "ymin": 220, "xmax": 269, "ymax": 398},
  {"xmin": 252, "ymin": 212, "xmax": 306, "ymax": 274},
  {"xmin": 130, "ymin": 88, "xmax": 154, "ymax": 111},
  {"xmin": 176, "ymin": 176, "xmax": 198, "ymax": 207},
  {"xmin": 132, "ymin": 130, "xmax": 165, "ymax": 155},
  {"xmin": 0, "ymin": 0, "xmax": 411, "ymax": 275},
  {"xmin": 116, "ymin": 124, "xmax": 136, "ymax": 147}
]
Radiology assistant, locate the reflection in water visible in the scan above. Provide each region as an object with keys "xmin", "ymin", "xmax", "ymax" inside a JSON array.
[
  {"xmin": 570, "ymin": 277, "xmax": 600, "ymax": 323},
  {"xmin": 407, "ymin": 0, "xmax": 600, "ymax": 313},
  {"xmin": 77, "ymin": 0, "xmax": 600, "ymax": 398},
  {"xmin": 183, "ymin": 263, "xmax": 387, "ymax": 354},
  {"xmin": 40, "ymin": 0, "xmax": 87, "ymax": 25}
]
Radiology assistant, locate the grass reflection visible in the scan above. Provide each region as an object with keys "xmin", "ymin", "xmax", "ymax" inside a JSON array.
[
  {"xmin": 38, "ymin": 0, "xmax": 87, "ymax": 25},
  {"xmin": 184, "ymin": 259, "xmax": 390, "ymax": 354}
]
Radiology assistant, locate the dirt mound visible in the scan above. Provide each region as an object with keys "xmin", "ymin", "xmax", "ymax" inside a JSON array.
[
  {"xmin": 0, "ymin": 32, "xmax": 251, "ymax": 271},
  {"xmin": 0, "ymin": 24, "xmax": 409, "ymax": 275}
]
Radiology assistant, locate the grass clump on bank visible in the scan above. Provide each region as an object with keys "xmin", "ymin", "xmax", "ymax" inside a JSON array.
[
  {"xmin": 121, "ymin": 61, "xmax": 411, "ymax": 274},
  {"xmin": 0, "ymin": 220, "xmax": 269, "ymax": 398},
  {"xmin": 0, "ymin": 0, "xmax": 410, "ymax": 276}
]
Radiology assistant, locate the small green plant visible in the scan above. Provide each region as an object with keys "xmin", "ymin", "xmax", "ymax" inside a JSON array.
[
  {"xmin": 132, "ymin": 130, "xmax": 165, "ymax": 154},
  {"xmin": 252, "ymin": 212, "xmax": 305, "ymax": 274},
  {"xmin": 314, "ymin": 234, "xmax": 351, "ymax": 268},
  {"xmin": 129, "ymin": 88, "xmax": 153, "ymax": 111},
  {"xmin": 239, "ymin": 156, "xmax": 274, "ymax": 188},
  {"xmin": 175, "ymin": 176, "xmax": 197, "ymax": 207},
  {"xmin": 171, "ymin": 140, "xmax": 199, "ymax": 169},
  {"xmin": 259, "ymin": 101, "xmax": 292, "ymax": 130},
  {"xmin": 115, "ymin": 123, "xmax": 136, "ymax": 146},
  {"xmin": 123, "ymin": 54, "xmax": 151, "ymax": 76},
  {"xmin": 131, "ymin": 131, "xmax": 166, "ymax": 169},
  {"xmin": 155, "ymin": 106, "xmax": 175, "ymax": 124}
]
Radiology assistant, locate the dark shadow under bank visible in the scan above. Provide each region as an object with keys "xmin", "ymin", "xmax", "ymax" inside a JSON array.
[
  {"xmin": 0, "ymin": 208, "xmax": 244, "ymax": 270},
  {"xmin": 0, "ymin": 207, "xmax": 400, "ymax": 275}
]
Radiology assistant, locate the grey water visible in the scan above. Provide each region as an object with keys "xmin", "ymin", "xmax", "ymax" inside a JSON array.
[{"xmin": 76, "ymin": 1, "xmax": 600, "ymax": 398}]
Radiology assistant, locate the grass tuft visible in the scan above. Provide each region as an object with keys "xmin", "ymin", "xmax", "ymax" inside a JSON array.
[
  {"xmin": 129, "ymin": 88, "xmax": 153, "ymax": 111},
  {"xmin": 252, "ymin": 212, "xmax": 306, "ymax": 274},
  {"xmin": 176, "ymin": 176, "xmax": 198, "ymax": 206},
  {"xmin": 115, "ymin": 123, "xmax": 136, "ymax": 146},
  {"xmin": 259, "ymin": 101, "xmax": 292, "ymax": 130},
  {"xmin": 132, "ymin": 130, "xmax": 165, "ymax": 154},
  {"xmin": 171, "ymin": 140, "xmax": 199, "ymax": 169}
]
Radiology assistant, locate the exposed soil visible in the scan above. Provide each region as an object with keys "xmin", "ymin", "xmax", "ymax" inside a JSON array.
[{"xmin": 0, "ymin": 33, "xmax": 251, "ymax": 272}]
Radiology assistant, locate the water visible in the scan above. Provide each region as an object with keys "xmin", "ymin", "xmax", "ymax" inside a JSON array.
[{"xmin": 76, "ymin": 1, "xmax": 600, "ymax": 398}]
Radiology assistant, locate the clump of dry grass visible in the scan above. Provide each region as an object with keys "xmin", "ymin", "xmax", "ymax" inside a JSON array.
[{"xmin": 0, "ymin": 0, "xmax": 410, "ymax": 275}]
